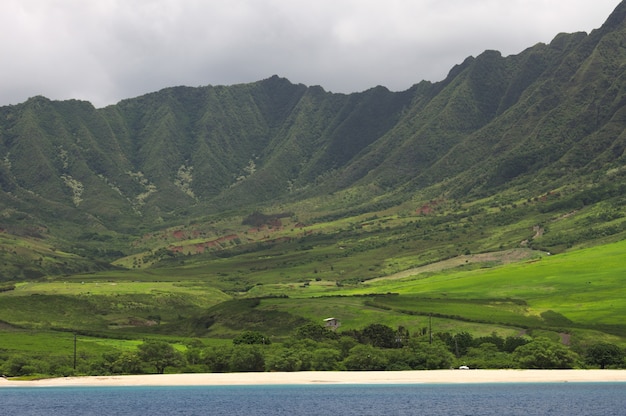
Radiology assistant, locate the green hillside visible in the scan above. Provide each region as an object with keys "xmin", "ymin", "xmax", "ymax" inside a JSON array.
[{"xmin": 2, "ymin": 2, "xmax": 626, "ymax": 376}]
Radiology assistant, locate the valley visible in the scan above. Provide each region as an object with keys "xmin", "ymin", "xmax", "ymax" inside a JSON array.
[{"xmin": 2, "ymin": 1, "xmax": 626, "ymax": 375}]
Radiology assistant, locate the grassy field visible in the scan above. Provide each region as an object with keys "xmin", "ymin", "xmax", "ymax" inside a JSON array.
[
  {"xmin": 0, "ymin": 280, "xmax": 230, "ymax": 331},
  {"xmin": 2, "ymin": 194, "xmax": 626, "ymax": 361},
  {"xmin": 361, "ymin": 240, "xmax": 626, "ymax": 329},
  {"xmin": 0, "ymin": 328, "xmax": 142, "ymax": 355},
  {"xmin": 2, "ymin": 237, "xmax": 624, "ymax": 354},
  {"xmin": 210, "ymin": 238, "xmax": 626, "ymax": 345}
]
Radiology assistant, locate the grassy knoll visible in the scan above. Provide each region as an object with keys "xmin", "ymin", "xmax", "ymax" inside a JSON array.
[
  {"xmin": 255, "ymin": 296, "xmax": 523, "ymax": 339},
  {"xmin": 0, "ymin": 328, "xmax": 142, "ymax": 355},
  {"xmin": 3, "ymin": 238, "xmax": 624, "ymax": 344},
  {"xmin": 181, "ymin": 238, "xmax": 626, "ymax": 344},
  {"xmin": 0, "ymin": 280, "xmax": 231, "ymax": 332},
  {"xmin": 353, "ymin": 239, "xmax": 626, "ymax": 341}
]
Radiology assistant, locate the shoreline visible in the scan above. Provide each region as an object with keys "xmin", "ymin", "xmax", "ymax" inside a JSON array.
[{"xmin": 2, "ymin": 369, "xmax": 626, "ymax": 387}]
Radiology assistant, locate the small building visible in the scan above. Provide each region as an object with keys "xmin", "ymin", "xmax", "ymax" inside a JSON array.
[{"xmin": 323, "ymin": 317, "xmax": 341, "ymax": 331}]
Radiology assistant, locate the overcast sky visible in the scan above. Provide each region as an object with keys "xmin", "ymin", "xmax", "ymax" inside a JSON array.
[{"xmin": 1, "ymin": 0, "xmax": 621, "ymax": 108}]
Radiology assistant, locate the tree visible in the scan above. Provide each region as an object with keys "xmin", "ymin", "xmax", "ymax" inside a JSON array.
[
  {"xmin": 437, "ymin": 331, "xmax": 474, "ymax": 357},
  {"xmin": 462, "ymin": 343, "xmax": 516, "ymax": 369},
  {"xmin": 295, "ymin": 323, "xmax": 337, "ymax": 342},
  {"xmin": 337, "ymin": 336, "xmax": 358, "ymax": 358},
  {"xmin": 342, "ymin": 344, "xmax": 388, "ymax": 370},
  {"xmin": 184, "ymin": 339, "xmax": 206, "ymax": 369},
  {"xmin": 513, "ymin": 338, "xmax": 581, "ymax": 369},
  {"xmin": 585, "ymin": 342, "xmax": 624, "ymax": 369},
  {"xmin": 95, "ymin": 350, "xmax": 141, "ymax": 375},
  {"xmin": 311, "ymin": 348, "xmax": 342, "ymax": 371},
  {"xmin": 452, "ymin": 332, "xmax": 474, "ymax": 357},
  {"xmin": 265, "ymin": 347, "xmax": 306, "ymax": 372},
  {"xmin": 97, "ymin": 350, "xmax": 123, "ymax": 374},
  {"xmin": 408, "ymin": 340, "xmax": 455, "ymax": 370},
  {"xmin": 230, "ymin": 345, "xmax": 265, "ymax": 372},
  {"xmin": 203, "ymin": 346, "xmax": 233, "ymax": 373},
  {"xmin": 2, "ymin": 354, "xmax": 43, "ymax": 376},
  {"xmin": 473, "ymin": 332, "xmax": 504, "ymax": 350},
  {"xmin": 115, "ymin": 351, "xmax": 143, "ymax": 374},
  {"xmin": 233, "ymin": 331, "xmax": 270, "ymax": 345},
  {"xmin": 137, "ymin": 340, "xmax": 185, "ymax": 374},
  {"xmin": 360, "ymin": 324, "xmax": 398, "ymax": 348},
  {"xmin": 384, "ymin": 348, "xmax": 416, "ymax": 371},
  {"xmin": 503, "ymin": 335, "xmax": 530, "ymax": 353}
]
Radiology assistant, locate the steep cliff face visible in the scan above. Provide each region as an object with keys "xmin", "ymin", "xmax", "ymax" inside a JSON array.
[{"xmin": 2, "ymin": 2, "xmax": 626, "ymax": 234}]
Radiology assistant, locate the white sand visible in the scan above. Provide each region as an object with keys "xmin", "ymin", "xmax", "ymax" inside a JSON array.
[{"xmin": 2, "ymin": 370, "xmax": 626, "ymax": 387}]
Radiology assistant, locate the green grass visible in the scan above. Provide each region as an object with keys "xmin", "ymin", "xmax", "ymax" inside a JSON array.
[
  {"xmin": 0, "ymin": 328, "xmax": 141, "ymax": 355},
  {"xmin": 256, "ymin": 297, "xmax": 522, "ymax": 339},
  {"xmin": 2, "ymin": 194, "xmax": 626, "ymax": 352},
  {"xmin": 192, "ymin": 238, "xmax": 626, "ymax": 343},
  {"xmin": 352, "ymin": 239, "xmax": 626, "ymax": 337},
  {"xmin": 11, "ymin": 280, "xmax": 230, "ymax": 302},
  {"xmin": 0, "ymin": 280, "xmax": 231, "ymax": 332}
]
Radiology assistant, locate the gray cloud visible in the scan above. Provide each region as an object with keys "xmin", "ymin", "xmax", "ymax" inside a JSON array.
[{"xmin": 1, "ymin": 0, "xmax": 620, "ymax": 107}]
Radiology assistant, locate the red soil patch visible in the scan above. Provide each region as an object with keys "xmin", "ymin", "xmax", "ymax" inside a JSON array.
[
  {"xmin": 169, "ymin": 245, "xmax": 184, "ymax": 253},
  {"xmin": 416, "ymin": 199, "xmax": 444, "ymax": 215}
]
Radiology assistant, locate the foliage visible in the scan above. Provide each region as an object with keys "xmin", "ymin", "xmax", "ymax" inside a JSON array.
[
  {"xmin": 92, "ymin": 350, "xmax": 142, "ymax": 375},
  {"xmin": 4, "ymin": 13, "xmax": 626, "ymax": 280},
  {"xmin": 584, "ymin": 342, "xmax": 624, "ymax": 369},
  {"xmin": 137, "ymin": 340, "xmax": 184, "ymax": 374},
  {"xmin": 310, "ymin": 348, "xmax": 342, "ymax": 371},
  {"xmin": 359, "ymin": 324, "xmax": 402, "ymax": 348},
  {"xmin": 342, "ymin": 345, "xmax": 388, "ymax": 371},
  {"xmin": 233, "ymin": 331, "xmax": 271, "ymax": 345},
  {"xmin": 3, "ymin": 6, "xmax": 626, "ymax": 377},
  {"xmin": 406, "ymin": 340, "xmax": 455, "ymax": 370},
  {"xmin": 203, "ymin": 346, "xmax": 233, "ymax": 373},
  {"xmin": 461, "ymin": 343, "xmax": 516, "ymax": 369},
  {"xmin": 0, "ymin": 318, "xmax": 609, "ymax": 377},
  {"xmin": 512, "ymin": 338, "xmax": 582, "ymax": 369},
  {"xmin": 229, "ymin": 345, "xmax": 265, "ymax": 372},
  {"xmin": 294, "ymin": 323, "xmax": 338, "ymax": 342},
  {"xmin": 438, "ymin": 331, "xmax": 474, "ymax": 357},
  {"xmin": 265, "ymin": 346, "xmax": 310, "ymax": 372}
]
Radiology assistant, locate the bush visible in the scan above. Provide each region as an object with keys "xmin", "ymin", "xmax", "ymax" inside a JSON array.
[
  {"xmin": 230, "ymin": 345, "xmax": 265, "ymax": 372},
  {"xmin": 342, "ymin": 345, "xmax": 388, "ymax": 371},
  {"xmin": 137, "ymin": 340, "xmax": 184, "ymax": 374},
  {"xmin": 2, "ymin": 354, "xmax": 47, "ymax": 376},
  {"xmin": 584, "ymin": 342, "xmax": 624, "ymax": 369},
  {"xmin": 233, "ymin": 331, "xmax": 271, "ymax": 345},
  {"xmin": 513, "ymin": 338, "xmax": 581, "ymax": 369}
]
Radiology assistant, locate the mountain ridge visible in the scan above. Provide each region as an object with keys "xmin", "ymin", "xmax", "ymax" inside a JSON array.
[{"xmin": 2, "ymin": 1, "xmax": 626, "ymax": 277}]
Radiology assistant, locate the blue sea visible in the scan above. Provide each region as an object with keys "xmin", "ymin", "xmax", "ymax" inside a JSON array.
[{"xmin": 2, "ymin": 383, "xmax": 625, "ymax": 415}]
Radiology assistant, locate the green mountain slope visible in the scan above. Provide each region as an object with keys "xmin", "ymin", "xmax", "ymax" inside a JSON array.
[
  {"xmin": 1, "ymin": 1, "xmax": 626, "ymax": 277},
  {"xmin": 3, "ymin": 4, "xmax": 626, "ymax": 375}
]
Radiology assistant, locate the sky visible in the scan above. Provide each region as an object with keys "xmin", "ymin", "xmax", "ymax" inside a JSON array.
[{"xmin": 1, "ymin": 0, "xmax": 621, "ymax": 108}]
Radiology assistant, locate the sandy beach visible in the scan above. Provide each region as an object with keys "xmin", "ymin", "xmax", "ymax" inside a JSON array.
[{"xmin": 2, "ymin": 370, "xmax": 626, "ymax": 387}]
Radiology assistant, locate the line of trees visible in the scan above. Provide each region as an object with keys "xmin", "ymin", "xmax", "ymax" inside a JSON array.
[{"xmin": 1, "ymin": 324, "xmax": 624, "ymax": 377}]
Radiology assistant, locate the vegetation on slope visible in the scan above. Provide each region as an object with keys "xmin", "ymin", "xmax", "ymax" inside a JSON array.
[{"xmin": 3, "ymin": 1, "xmax": 626, "ymax": 377}]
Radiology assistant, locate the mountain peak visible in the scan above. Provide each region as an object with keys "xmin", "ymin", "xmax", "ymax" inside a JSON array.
[{"xmin": 598, "ymin": 0, "xmax": 626, "ymax": 32}]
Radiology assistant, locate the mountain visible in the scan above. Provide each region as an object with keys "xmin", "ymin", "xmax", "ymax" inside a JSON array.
[{"xmin": 2, "ymin": 2, "xmax": 626, "ymax": 278}]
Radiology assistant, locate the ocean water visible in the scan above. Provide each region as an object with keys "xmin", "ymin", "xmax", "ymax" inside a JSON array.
[{"xmin": 2, "ymin": 383, "xmax": 626, "ymax": 415}]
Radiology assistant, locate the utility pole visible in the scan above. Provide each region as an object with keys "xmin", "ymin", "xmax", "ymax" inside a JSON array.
[
  {"xmin": 73, "ymin": 333, "xmax": 77, "ymax": 370},
  {"xmin": 429, "ymin": 313, "xmax": 432, "ymax": 344}
]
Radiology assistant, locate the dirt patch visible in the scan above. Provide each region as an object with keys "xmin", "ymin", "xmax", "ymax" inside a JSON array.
[
  {"xmin": 368, "ymin": 249, "xmax": 542, "ymax": 283},
  {"xmin": 0, "ymin": 321, "xmax": 18, "ymax": 330}
]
